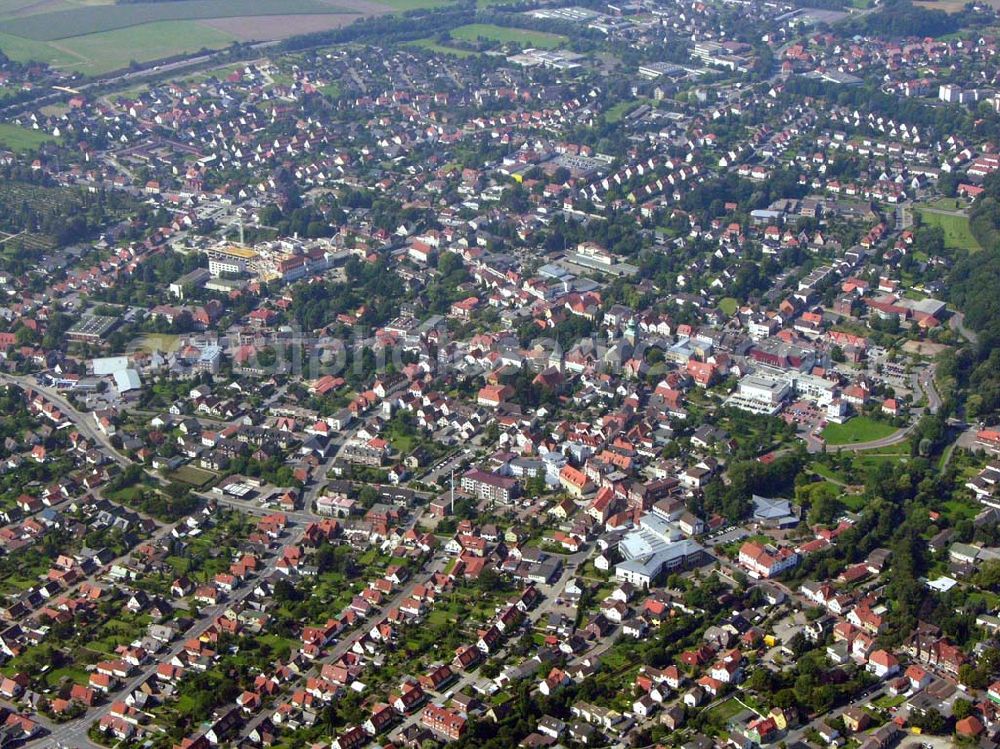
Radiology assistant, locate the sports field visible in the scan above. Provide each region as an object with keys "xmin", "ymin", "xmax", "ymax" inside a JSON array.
[
  {"xmin": 449, "ymin": 22, "xmax": 566, "ymax": 48},
  {"xmin": 407, "ymin": 38, "xmax": 477, "ymax": 57},
  {"xmin": 605, "ymin": 99, "xmax": 654, "ymax": 123},
  {"xmin": 915, "ymin": 206, "xmax": 982, "ymax": 252}
]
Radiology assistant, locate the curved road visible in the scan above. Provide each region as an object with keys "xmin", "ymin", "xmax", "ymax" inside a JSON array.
[
  {"xmin": 0, "ymin": 373, "xmax": 130, "ymax": 468},
  {"xmin": 950, "ymin": 311, "xmax": 979, "ymax": 345},
  {"xmin": 809, "ymin": 365, "xmax": 940, "ymax": 454},
  {"xmin": 830, "ymin": 420, "xmax": 918, "ymax": 453}
]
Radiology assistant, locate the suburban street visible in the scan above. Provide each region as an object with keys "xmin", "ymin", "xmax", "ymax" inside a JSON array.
[
  {"xmin": 46, "ymin": 528, "xmax": 306, "ymax": 748},
  {"xmin": 0, "ymin": 373, "xmax": 130, "ymax": 469}
]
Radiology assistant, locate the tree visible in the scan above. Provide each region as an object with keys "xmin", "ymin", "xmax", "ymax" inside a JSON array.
[
  {"xmin": 273, "ymin": 578, "xmax": 302, "ymax": 603},
  {"xmin": 746, "ymin": 667, "xmax": 775, "ymax": 694},
  {"xmin": 958, "ymin": 663, "xmax": 989, "ymax": 689},
  {"xmin": 972, "ymin": 559, "xmax": 1000, "ymax": 591},
  {"xmin": 909, "ymin": 707, "xmax": 947, "ymax": 734},
  {"xmin": 952, "ymin": 698, "xmax": 974, "ymax": 720},
  {"xmin": 525, "ymin": 474, "xmax": 546, "ymax": 498},
  {"xmin": 476, "ymin": 567, "xmax": 500, "ymax": 592}
]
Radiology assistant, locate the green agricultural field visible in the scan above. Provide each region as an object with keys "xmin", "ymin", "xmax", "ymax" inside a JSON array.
[
  {"xmin": 0, "ymin": 0, "xmax": 456, "ymax": 75},
  {"xmin": 0, "ymin": 122, "xmax": 57, "ymax": 152},
  {"xmin": 821, "ymin": 416, "xmax": 898, "ymax": 445},
  {"xmin": 0, "ymin": 0, "xmax": 349, "ymax": 40},
  {"xmin": 915, "ymin": 206, "xmax": 982, "ymax": 252},
  {"xmin": 0, "ymin": 0, "xmax": 373, "ymax": 74},
  {"xmin": 61, "ymin": 21, "xmax": 236, "ymax": 74},
  {"xmin": 0, "ymin": 30, "xmax": 82, "ymax": 67},
  {"xmin": 0, "ymin": 21, "xmax": 237, "ymax": 74},
  {"xmin": 377, "ymin": 0, "xmax": 459, "ymax": 9},
  {"xmin": 449, "ymin": 23, "xmax": 567, "ymax": 48}
]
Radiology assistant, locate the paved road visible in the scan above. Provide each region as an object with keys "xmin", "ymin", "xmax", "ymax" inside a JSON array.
[
  {"xmin": 830, "ymin": 421, "xmax": 918, "ymax": 453},
  {"xmin": 950, "ymin": 312, "xmax": 979, "ymax": 345},
  {"xmin": 918, "ymin": 367, "xmax": 942, "ymax": 415},
  {"xmin": 234, "ymin": 543, "xmax": 452, "ymax": 743},
  {"xmin": 0, "ymin": 373, "xmax": 129, "ymax": 468},
  {"xmin": 939, "ymin": 425, "xmax": 978, "ymax": 472},
  {"xmin": 0, "ymin": 43, "xmax": 280, "ymax": 120},
  {"xmin": 46, "ymin": 528, "xmax": 304, "ymax": 748},
  {"xmin": 783, "ymin": 683, "xmax": 887, "ymax": 746},
  {"xmin": 1, "ymin": 373, "xmax": 182, "ymax": 498},
  {"xmin": 807, "ymin": 418, "xmax": 917, "ymax": 455},
  {"xmin": 385, "ymin": 547, "xmax": 591, "ymax": 744},
  {"xmin": 806, "ymin": 364, "xmax": 940, "ymax": 454}
]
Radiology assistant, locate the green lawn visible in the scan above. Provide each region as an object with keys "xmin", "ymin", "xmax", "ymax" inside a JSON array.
[
  {"xmin": 0, "ymin": 122, "xmax": 56, "ymax": 152},
  {"xmin": 940, "ymin": 498, "xmax": 979, "ymax": 522},
  {"xmin": 319, "ymin": 82, "xmax": 341, "ymax": 98},
  {"xmin": 134, "ymin": 333, "xmax": 180, "ymax": 354},
  {"xmin": 388, "ymin": 430, "xmax": 417, "ymax": 454},
  {"xmin": 926, "ymin": 196, "xmax": 966, "ymax": 210},
  {"xmin": 705, "ymin": 697, "xmax": 746, "ymax": 724},
  {"xmin": 257, "ymin": 633, "xmax": 296, "ymax": 658},
  {"xmin": 605, "ymin": 98, "xmax": 653, "ymax": 123},
  {"xmin": 167, "ymin": 463, "xmax": 217, "ymax": 488},
  {"xmin": 840, "ymin": 493, "xmax": 867, "ymax": 511},
  {"xmin": 852, "ymin": 451, "xmax": 911, "ymax": 473},
  {"xmin": 406, "ymin": 39, "xmax": 477, "ymax": 57},
  {"xmin": 45, "ymin": 665, "xmax": 90, "ymax": 688},
  {"xmin": 719, "ymin": 297, "xmax": 739, "ymax": 316},
  {"xmin": 810, "ymin": 463, "xmax": 846, "ymax": 483},
  {"xmin": 873, "ymin": 694, "xmax": 907, "ymax": 710},
  {"xmin": 449, "ymin": 23, "xmax": 566, "ymax": 48},
  {"xmin": 426, "ymin": 608, "xmax": 453, "ymax": 626},
  {"xmin": 821, "ymin": 416, "xmax": 897, "ymax": 445},
  {"xmin": 915, "ymin": 207, "xmax": 982, "ymax": 252}
]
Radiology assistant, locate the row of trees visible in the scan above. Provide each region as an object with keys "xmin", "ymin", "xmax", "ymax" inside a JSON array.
[
  {"xmin": 847, "ymin": 0, "xmax": 958, "ymax": 38},
  {"xmin": 282, "ymin": 6, "xmax": 476, "ymax": 51},
  {"xmin": 947, "ymin": 172, "xmax": 1000, "ymax": 420}
]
